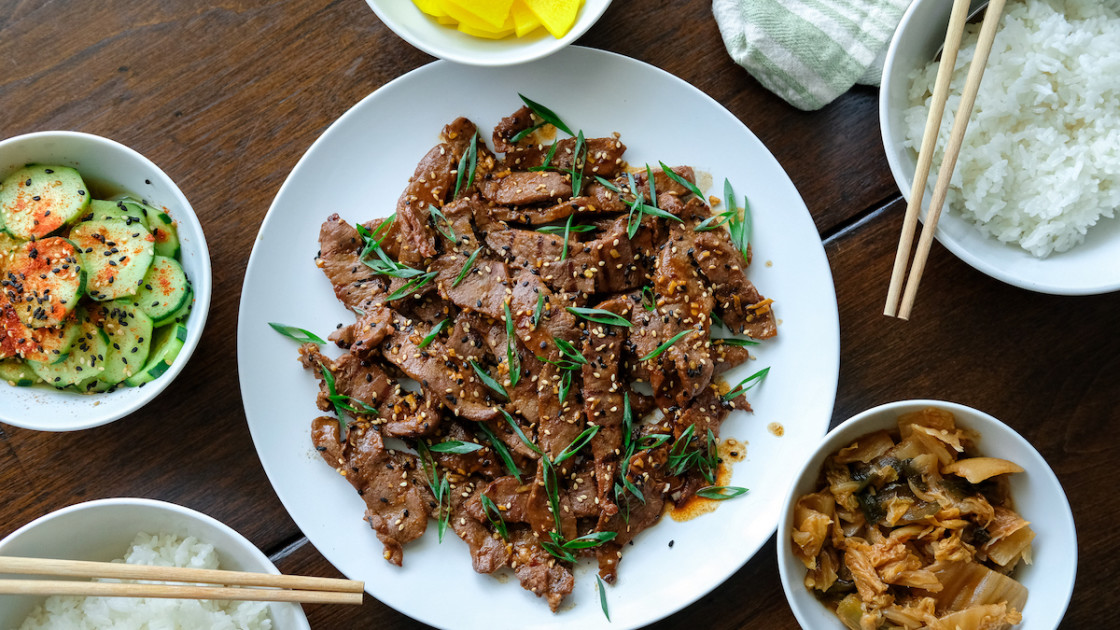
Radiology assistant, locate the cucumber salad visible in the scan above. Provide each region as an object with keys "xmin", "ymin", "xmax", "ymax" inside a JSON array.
[{"xmin": 0, "ymin": 164, "xmax": 192, "ymax": 392}]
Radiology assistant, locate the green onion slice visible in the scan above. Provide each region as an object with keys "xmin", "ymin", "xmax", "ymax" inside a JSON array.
[{"xmin": 268, "ymin": 322, "xmax": 325, "ymax": 345}]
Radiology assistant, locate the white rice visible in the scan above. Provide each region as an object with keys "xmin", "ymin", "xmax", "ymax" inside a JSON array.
[
  {"xmin": 904, "ymin": 0, "xmax": 1120, "ymax": 257},
  {"xmin": 15, "ymin": 533, "xmax": 272, "ymax": 630}
]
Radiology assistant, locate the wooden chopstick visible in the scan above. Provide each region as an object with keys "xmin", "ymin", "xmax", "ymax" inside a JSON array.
[
  {"xmin": 0, "ymin": 556, "xmax": 364, "ymax": 605},
  {"xmin": 885, "ymin": 0, "xmax": 1007, "ymax": 320},
  {"xmin": 884, "ymin": 0, "xmax": 973, "ymax": 317}
]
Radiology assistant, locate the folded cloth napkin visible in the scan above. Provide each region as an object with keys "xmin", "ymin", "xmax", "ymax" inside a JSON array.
[{"xmin": 713, "ymin": 0, "xmax": 912, "ymax": 110}]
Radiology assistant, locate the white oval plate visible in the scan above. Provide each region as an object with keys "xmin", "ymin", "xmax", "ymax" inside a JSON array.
[
  {"xmin": 880, "ymin": 0, "xmax": 1120, "ymax": 295},
  {"xmin": 237, "ymin": 46, "xmax": 839, "ymax": 630}
]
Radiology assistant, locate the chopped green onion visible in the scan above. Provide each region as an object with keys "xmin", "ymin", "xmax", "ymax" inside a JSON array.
[
  {"xmin": 501, "ymin": 409, "xmax": 543, "ymax": 455},
  {"xmin": 560, "ymin": 214, "xmax": 574, "ymax": 261},
  {"xmin": 452, "ymin": 247, "xmax": 483, "ymax": 288},
  {"xmin": 428, "ymin": 440, "xmax": 484, "ymax": 454},
  {"xmin": 567, "ymin": 307, "xmax": 631, "ymax": 328},
  {"xmin": 723, "ymin": 366, "xmax": 770, "ymax": 401},
  {"xmin": 536, "ymin": 223, "xmax": 596, "ymax": 235},
  {"xmin": 478, "ymin": 422, "xmax": 520, "ymax": 481},
  {"xmin": 532, "ymin": 292, "xmax": 546, "ymax": 327},
  {"xmin": 638, "ymin": 203, "xmax": 683, "ymax": 222},
  {"xmin": 639, "ymin": 329, "xmax": 695, "ymax": 361},
  {"xmin": 597, "ymin": 575, "xmax": 611, "ymax": 621},
  {"xmin": 696, "ymin": 485, "xmax": 749, "ymax": 500},
  {"xmin": 452, "ymin": 131, "xmax": 478, "ymax": 199},
  {"xmin": 558, "ymin": 369, "xmax": 573, "ymax": 404},
  {"xmin": 640, "ymin": 286, "xmax": 656, "ymax": 312},
  {"xmin": 636, "ymin": 433, "xmax": 672, "ymax": 450},
  {"xmin": 510, "ymin": 121, "xmax": 545, "ymax": 144},
  {"xmin": 419, "ymin": 318, "xmax": 450, "ymax": 348},
  {"xmin": 541, "ymin": 458, "xmax": 564, "ymax": 534},
  {"xmin": 553, "ymin": 425, "xmax": 600, "ymax": 465},
  {"xmin": 428, "ymin": 205, "xmax": 457, "ymax": 242},
  {"xmin": 645, "ymin": 163, "xmax": 657, "ymax": 208},
  {"xmin": 527, "ymin": 141, "xmax": 560, "ymax": 169},
  {"xmin": 518, "ymin": 94, "xmax": 575, "ymax": 136},
  {"xmin": 504, "ymin": 301, "xmax": 521, "ymax": 387},
  {"xmin": 570, "ymin": 130, "xmax": 586, "ymax": 197},
  {"xmin": 385, "ymin": 271, "xmax": 437, "ymax": 301},
  {"xmin": 594, "ymin": 175, "xmax": 621, "ymax": 193},
  {"xmin": 562, "ymin": 531, "xmax": 617, "ymax": 549},
  {"xmin": 660, "ymin": 162, "xmax": 705, "ymax": 199},
  {"xmin": 713, "ymin": 337, "xmax": 759, "ymax": 347},
  {"xmin": 480, "ymin": 495, "xmax": 509, "ymax": 540},
  {"xmin": 268, "ymin": 322, "xmax": 325, "ymax": 345},
  {"xmin": 723, "ymin": 179, "xmax": 752, "ymax": 262},
  {"xmin": 553, "ymin": 337, "xmax": 588, "ymax": 366},
  {"xmin": 470, "ymin": 359, "xmax": 508, "ymax": 399},
  {"xmin": 319, "ymin": 363, "xmax": 348, "ymax": 440},
  {"xmin": 694, "ymin": 210, "xmax": 734, "ymax": 232},
  {"xmin": 416, "ymin": 441, "xmax": 451, "ymax": 542},
  {"xmin": 330, "ymin": 395, "xmax": 378, "ymax": 417}
]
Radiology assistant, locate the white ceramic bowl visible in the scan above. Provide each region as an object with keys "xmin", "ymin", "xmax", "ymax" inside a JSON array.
[
  {"xmin": 0, "ymin": 498, "xmax": 310, "ymax": 629},
  {"xmin": 0, "ymin": 131, "xmax": 212, "ymax": 431},
  {"xmin": 778, "ymin": 400, "xmax": 1077, "ymax": 630},
  {"xmin": 880, "ymin": 0, "xmax": 1120, "ymax": 295},
  {"xmin": 365, "ymin": 0, "xmax": 611, "ymax": 66}
]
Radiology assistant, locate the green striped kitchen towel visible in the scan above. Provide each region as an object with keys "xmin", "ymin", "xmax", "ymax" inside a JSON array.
[{"xmin": 713, "ymin": 0, "xmax": 911, "ymax": 110}]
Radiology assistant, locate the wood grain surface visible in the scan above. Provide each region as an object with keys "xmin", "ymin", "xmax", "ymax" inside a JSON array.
[{"xmin": 1, "ymin": 1, "xmax": 1113, "ymax": 628}]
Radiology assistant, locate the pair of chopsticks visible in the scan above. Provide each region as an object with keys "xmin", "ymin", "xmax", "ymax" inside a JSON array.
[
  {"xmin": 0, "ymin": 556, "xmax": 364, "ymax": 604},
  {"xmin": 884, "ymin": 0, "xmax": 1007, "ymax": 320}
]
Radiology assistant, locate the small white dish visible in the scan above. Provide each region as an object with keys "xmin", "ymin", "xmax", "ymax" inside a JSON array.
[
  {"xmin": 0, "ymin": 131, "xmax": 212, "ymax": 431},
  {"xmin": 880, "ymin": 0, "xmax": 1120, "ymax": 295},
  {"xmin": 777, "ymin": 400, "xmax": 1078, "ymax": 630},
  {"xmin": 365, "ymin": 0, "xmax": 611, "ymax": 66},
  {"xmin": 0, "ymin": 498, "xmax": 310, "ymax": 629}
]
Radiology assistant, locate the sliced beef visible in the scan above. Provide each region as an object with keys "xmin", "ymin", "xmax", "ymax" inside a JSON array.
[
  {"xmin": 691, "ymin": 230, "xmax": 777, "ymax": 339},
  {"xmin": 479, "ymin": 171, "xmax": 572, "ymax": 207},
  {"xmin": 451, "ymin": 479, "xmax": 511, "ymax": 574},
  {"xmin": 311, "ymin": 419, "xmax": 431, "ymax": 566},
  {"xmin": 328, "ymin": 304, "xmax": 393, "ymax": 360},
  {"xmin": 510, "ymin": 528, "xmax": 575, "ymax": 612},
  {"xmin": 430, "ymin": 253, "xmax": 510, "ymax": 320},
  {"xmin": 299, "ymin": 343, "xmax": 440, "ymax": 439},
  {"xmin": 317, "ymin": 214, "xmax": 388, "ymax": 311},
  {"xmin": 380, "ymin": 321, "xmax": 499, "ymax": 422},
  {"xmin": 581, "ymin": 296, "xmax": 631, "ymax": 514}
]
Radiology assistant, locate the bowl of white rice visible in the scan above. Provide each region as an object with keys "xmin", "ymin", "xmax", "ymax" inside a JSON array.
[
  {"xmin": 0, "ymin": 498, "xmax": 310, "ymax": 630},
  {"xmin": 880, "ymin": 0, "xmax": 1120, "ymax": 295}
]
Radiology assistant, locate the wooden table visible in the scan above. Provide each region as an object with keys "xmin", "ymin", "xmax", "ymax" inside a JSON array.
[{"xmin": 1, "ymin": 1, "xmax": 1113, "ymax": 627}]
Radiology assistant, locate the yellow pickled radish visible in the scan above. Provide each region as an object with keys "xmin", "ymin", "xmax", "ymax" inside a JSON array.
[
  {"xmin": 412, "ymin": 0, "xmax": 447, "ymax": 18},
  {"xmin": 410, "ymin": 0, "xmax": 582, "ymax": 39},
  {"xmin": 522, "ymin": 0, "xmax": 582, "ymax": 38},
  {"xmin": 510, "ymin": 0, "xmax": 541, "ymax": 37},
  {"xmin": 443, "ymin": 0, "xmax": 515, "ymax": 30}
]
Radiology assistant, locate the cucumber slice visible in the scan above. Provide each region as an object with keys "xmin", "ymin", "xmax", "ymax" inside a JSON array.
[
  {"xmin": 71, "ymin": 218, "xmax": 155, "ymax": 301},
  {"xmin": 0, "ymin": 165, "xmax": 90, "ymax": 240},
  {"xmin": 94, "ymin": 300, "xmax": 153, "ymax": 385},
  {"xmin": 125, "ymin": 322, "xmax": 186, "ymax": 387},
  {"xmin": 28, "ymin": 317, "xmax": 109, "ymax": 388},
  {"xmin": 132, "ymin": 256, "xmax": 190, "ymax": 322},
  {"xmin": 82, "ymin": 199, "xmax": 150, "ymax": 228},
  {"xmin": 73, "ymin": 375, "xmax": 117, "ymax": 394},
  {"xmin": 5, "ymin": 237, "xmax": 85, "ymax": 328},
  {"xmin": 150, "ymin": 211, "xmax": 180, "ymax": 259},
  {"xmin": 151, "ymin": 288, "xmax": 192, "ymax": 328},
  {"xmin": 0, "ymin": 292, "xmax": 81, "ymax": 362},
  {"xmin": 0, "ymin": 358, "xmax": 42, "ymax": 386}
]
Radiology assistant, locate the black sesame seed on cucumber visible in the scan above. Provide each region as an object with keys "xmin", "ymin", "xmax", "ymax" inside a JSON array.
[{"xmin": 0, "ymin": 165, "xmax": 90, "ymax": 240}]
